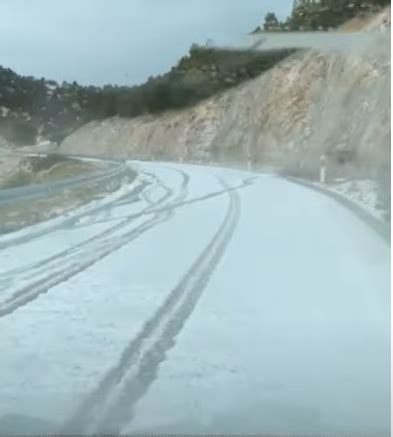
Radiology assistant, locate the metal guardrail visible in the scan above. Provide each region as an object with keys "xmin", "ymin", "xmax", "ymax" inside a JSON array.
[{"xmin": 0, "ymin": 153, "xmax": 132, "ymax": 207}]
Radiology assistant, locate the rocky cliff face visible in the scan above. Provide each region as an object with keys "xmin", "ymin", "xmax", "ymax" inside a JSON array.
[
  {"xmin": 59, "ymin": 8, "xmax": 391, "ymax": 218},
  {"xmin": 61, "ymin": 12, "xmax": 389, "ymax": 180},
  {"xmin": 62, "ymin": 30, "xmax": 390, "ymax": 177}
]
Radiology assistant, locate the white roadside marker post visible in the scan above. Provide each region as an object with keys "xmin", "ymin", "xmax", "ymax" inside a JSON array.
[
  {"xmin": 247, "ymin": 151, "xmax": 252, "ymax": 172},
  {"xmin": 320, "ymin": 154, "xmax": 327, "ymax": 184}
]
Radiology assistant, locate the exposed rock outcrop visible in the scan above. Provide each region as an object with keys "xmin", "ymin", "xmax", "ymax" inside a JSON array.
[{"xmin": 62, "ymin": 31, "xmax": 390, "ymax": 181}]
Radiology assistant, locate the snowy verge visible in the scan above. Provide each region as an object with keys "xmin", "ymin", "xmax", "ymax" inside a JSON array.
[
  {"xmin": 0, "ymin": 172, "xmax": 149, "ymax": 247},
  {"xmin": 285, "ymin": 176, "xmax": 390, "ymax": 244},
  {"xmin": 325, "ymin": 180, "xmax": 385, "ymax": 221}
]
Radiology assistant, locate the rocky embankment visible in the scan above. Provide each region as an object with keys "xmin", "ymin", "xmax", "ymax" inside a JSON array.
[{"xmin": 61, "ymin": 9, "xmax": 391, "ymax": 218}]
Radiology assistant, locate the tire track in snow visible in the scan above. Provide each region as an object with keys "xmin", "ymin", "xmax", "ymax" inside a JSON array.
[
  {"xmin": 0, "ymin": 176, "xmax": 148, "ymax": 251},
  {"xmin": 62, "ymin": 182, "xmax": 241, "ymax": 434},
  {"xmin": 63, "ymin": 176, "xmax": 256, "ymax": 229},
  {"xmin": 0, "ymin": 171, "xmax": 190, "ymax": 318},
  {"xmin": 0, "ymin": 172, "xmax": 174, "ymax": 287},
  {"xmin": 0, "ymin": 169, "xmax": 251, "ymax": 295},
  {"xmin": 0, "ymin": 213, "xmax": 169, "ymax": 318}
]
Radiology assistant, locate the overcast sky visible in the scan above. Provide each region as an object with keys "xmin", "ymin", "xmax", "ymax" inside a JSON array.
[{"xmin": 0, "ymin": 0, "xmax": 292, "ymax": 86}]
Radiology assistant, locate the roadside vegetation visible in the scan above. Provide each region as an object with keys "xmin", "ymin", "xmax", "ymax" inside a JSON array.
[
  {"xmin": 0, "ymin": 47, "xmax": 296, "ymax": 146},
  {"xmin": 0, "ymin": 155, "xmax": 96, "ymax": 189},
  {"xmin": 252, "ymin": 0, "xmax": 389, "ymax": 32}
]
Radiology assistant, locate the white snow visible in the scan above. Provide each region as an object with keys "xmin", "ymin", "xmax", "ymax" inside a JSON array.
[
  {"xmin": 0, "ymin": 106, "xmax": 10, "ymax": 117},
  {"xmin": 0, "ymin": 171, "xmax": 146, "ymax": 250},
  {"xmin": 318, "ymin": 179, "xmax": 386, "ymax": 222},
  {"xmin": 46, "ymin": 83, "xmax": 57, "ymax": 92},
  {"xmin": 0, "ymin": 164, "xmax": 229, "ymax": 424},
  {"xmin": 0, "ymin": 163, "xmax": 390, "ymax": 434},
  {"xmin": 127, "ymin": 175, "xmax": 390, "ymax": 435}
]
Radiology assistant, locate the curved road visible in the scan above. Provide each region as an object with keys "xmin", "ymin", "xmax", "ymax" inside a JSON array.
[{"xmin": 0, "ymin": 162, "xmax": 390, "ymax": 435}]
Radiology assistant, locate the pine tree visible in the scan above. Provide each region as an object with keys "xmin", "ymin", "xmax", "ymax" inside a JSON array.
[{"xmin": 263, "ymin": 12, "xmax": 280, "ymax": 31}]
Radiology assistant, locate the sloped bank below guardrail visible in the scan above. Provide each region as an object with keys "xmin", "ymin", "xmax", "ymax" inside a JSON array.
[
  {"xmin": 0, "ymin": 153, "xmax": 136, "ymax": 234},
  {"xmin": 285, "ymin": 176, "xmax": 390, "ymax": 244}
]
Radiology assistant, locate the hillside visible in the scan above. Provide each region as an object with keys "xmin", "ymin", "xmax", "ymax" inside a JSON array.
[
  {"xmin": 62, "ymin": 31, "xmax": 390, "ymax": 168},
  {"xmin": 0, "ymin": 47, "xmax": 295, "ymax": 148},
  {"xmin": 255, "ymin": 0, "xmax": 389, "ymax": 32},
  {"xmin": 0, "ymin": 68, "xmax": 100, "ymax": 146},
  {"xmin": 1, "ymin": 7, "xmax": 390, "ymax": 220},
  {"xmin": 61, "ymin": 24, "xmax": 390, "ymax": 218},
  {"xmin": 338, "ymin": 4, "xmax": 391, "ymax": 31}
]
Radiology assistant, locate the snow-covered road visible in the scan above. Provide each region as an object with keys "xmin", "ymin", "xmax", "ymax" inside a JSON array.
[{"xmin": 0, "ymin": 162, "xmax": 390, "ymax": 434}]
